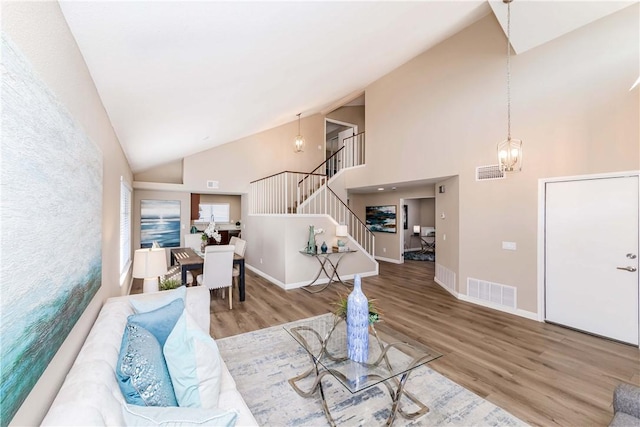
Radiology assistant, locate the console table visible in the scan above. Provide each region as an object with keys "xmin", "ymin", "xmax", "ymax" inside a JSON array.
[{"xmin": 299, "ymin": 250, "xmax": 356, "ymax": 293}]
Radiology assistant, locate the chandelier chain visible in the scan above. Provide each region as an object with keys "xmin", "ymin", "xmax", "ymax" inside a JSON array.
[{"xmin": 506, "ymin": 0, "xmax": 512, "ymax": 141}]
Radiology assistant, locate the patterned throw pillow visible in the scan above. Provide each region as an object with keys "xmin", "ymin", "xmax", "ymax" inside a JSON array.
[{"xmin": 116, "ymin": 322, "xmax": 178, "ymax": 407}]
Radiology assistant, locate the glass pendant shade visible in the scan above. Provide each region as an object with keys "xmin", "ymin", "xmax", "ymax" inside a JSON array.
[
  {"xmin": 497, "ymin": 137, "xmax": 522, "ymax": 172},
  {"xmin": 294, "ymin": 134, "xmax": 305, "ymax": 152},
  {"xmin": 294, "ymin": 113, "xmax": 304, "ymax": 152}
]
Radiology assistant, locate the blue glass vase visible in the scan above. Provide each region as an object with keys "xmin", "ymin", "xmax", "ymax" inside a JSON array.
[{"xmin": 347, "ymin": 275, "xmax": 369, "ymax": 363}]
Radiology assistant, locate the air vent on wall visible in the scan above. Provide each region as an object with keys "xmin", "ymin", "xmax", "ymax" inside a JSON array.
[
  {"xmin": 476, "ymin": 165, "xmax": 505, "ymax": 181},
  {"xmin": 467, "ymin": 278, "xmax": 516, "ymax": 309},
  {"xmin": 207, "ymin": 180, "xmax": 219, "ymax": 189}
]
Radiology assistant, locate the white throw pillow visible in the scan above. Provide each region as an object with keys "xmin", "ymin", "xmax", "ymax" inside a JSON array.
[
  {"xmin": 122, "ymin": 404, "xmax": 237, "ymax": 426},
  {"xmin": 164, "ymin": 310, "xmax": 222, "ymax": 408},
  {"xmin": 130, "ymin": 286, "xmax": 187, "ymax": 313}
]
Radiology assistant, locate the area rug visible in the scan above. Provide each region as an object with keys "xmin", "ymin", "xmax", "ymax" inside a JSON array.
[
  {"xmin": 216, "ymin": 314, "xmax": 527, "ymax": 426},
  {"xmin": 404, "ymin": 251, "xmax": 435, "ymax": 261}
]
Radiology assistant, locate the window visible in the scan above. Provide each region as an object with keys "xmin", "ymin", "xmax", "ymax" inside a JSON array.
[
  {"xmin": 119, "ymin": 177, "xmax": 132, "ymax": 285},
  {"xmin": 198, "ymin": 203, "xmax": 230, "ymax": 223}
]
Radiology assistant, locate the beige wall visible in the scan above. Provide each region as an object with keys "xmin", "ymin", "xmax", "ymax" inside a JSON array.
[
  {"xmin": 2, "ymin": 2, "xmax": 132, "ymax": 425},
  {"xmin": 419, "ymin": 198, "xmax": 436, "ymax": 228},
  {"xmin": 345, "ymin": 7, "xmax": 639, "ymax": 313},
  {"xmin": 326, "ymin": 105, "xmax": 365, "ymax": 134},
  {"xmin": 183, "ymin": 114, "xmax": 326, "ymax": 194},
  {"xmin": 134, "ymin": 159, "xmax": 184, "ymax": 184},
  {"xmin": 349, "ymin": 185, "xmax": 436, "ymax": 261},
  {"xmin": 245, "ymin": 214, "xmax": 377, "ymax": 287},
  {"xmin": 435, "ymin": 176, "xmax": 460, "ymax": 291}
]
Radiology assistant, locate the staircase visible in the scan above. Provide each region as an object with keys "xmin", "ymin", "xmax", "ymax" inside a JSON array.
[{"xmin": 250, "ymin": 132, "xmax": 374, "ymax": 256}]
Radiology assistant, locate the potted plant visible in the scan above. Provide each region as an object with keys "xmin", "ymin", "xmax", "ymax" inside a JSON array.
[{"xmin": 159, "ymin": 277, "xmax": 182, "ymax": 291}]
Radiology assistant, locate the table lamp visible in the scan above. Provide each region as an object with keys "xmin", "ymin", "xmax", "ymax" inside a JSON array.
[
  {"xmin": 336, "ymin": 225, "xmax": 348, "ymax": 237},
  {"xmin": 413, "ymin": 225, "xmax": 420, "ymax": 236},
  {"xmin": 133, "ymin": 248, "xmax": 167, "ymax": 293}
]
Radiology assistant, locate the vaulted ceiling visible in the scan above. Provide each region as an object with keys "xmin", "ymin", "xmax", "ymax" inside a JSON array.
[{"xmin": 59, "ymin": 1, "xmax": 635, "ymax": 173}]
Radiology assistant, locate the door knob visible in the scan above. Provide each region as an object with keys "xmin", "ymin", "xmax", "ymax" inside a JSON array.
[
  {"xmin": 617, "ymin": 266, "xmax": 638, "ymax": 272},
  {"xmin": 627, "ymin": 253, "xmax": 637, "ymax": 259}
]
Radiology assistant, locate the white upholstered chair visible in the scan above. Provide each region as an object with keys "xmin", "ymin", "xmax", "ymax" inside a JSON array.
[
  {"xmin": 196, "ymin": 245, "xmax": 235, "ymax": 309},
  {"xmin": 229, "ymin": 237, "xmax": 246, "ymax": 288}
]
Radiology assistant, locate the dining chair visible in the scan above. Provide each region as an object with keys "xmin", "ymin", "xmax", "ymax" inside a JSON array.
[
  {"xmin": 229, "ymin": 237, "xmax": 246, "ymax": 289},
  {"xmin": 196, "ymin": 245, "xmax": 235, "ymax": 309}
]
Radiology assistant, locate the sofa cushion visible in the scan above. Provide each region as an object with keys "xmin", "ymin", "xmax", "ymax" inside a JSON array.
[
  {"xmin": 609, "ymin": 411, "xmax": 639, "ymax": 427},
  {"xmin": 130, "ymin": 286, "xmax": 186, "ymax": 313},
  {"xmin": 128, "ymin": 298, "xmax": 184, "ymax": 347},
  {"xmin": 116, "ymin": 322, "xmax": 178, "ymax": 407},
  {"xmin": 164, "ymin": 310, "xmax": 222, "ymax": 408},
  {"xmin": 122, "ymin": 404, "xmax": 237, "ymax": 426}
]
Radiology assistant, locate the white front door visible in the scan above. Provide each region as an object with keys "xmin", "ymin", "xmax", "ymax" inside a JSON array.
[{"xmin": 545, "ymin": 175, "xmax": 639, "ymax": 345}]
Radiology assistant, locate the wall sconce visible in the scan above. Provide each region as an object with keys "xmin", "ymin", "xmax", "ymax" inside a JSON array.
[
  {"xmin": 294, "ymin": 113, "xmax": 305, "ymax": 153},
  {"xmin": 132, "ymin": 248, "xmax": 167, "ymax": 293}
]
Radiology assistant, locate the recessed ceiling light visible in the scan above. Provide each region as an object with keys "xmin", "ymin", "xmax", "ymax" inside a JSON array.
[{"xmin": 378, "ymin": 187, "xmax": 384, "ymax": 191}]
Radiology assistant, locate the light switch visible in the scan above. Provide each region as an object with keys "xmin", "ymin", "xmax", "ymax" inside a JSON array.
[{"xmin": 502, "ymin": 241, "xmax": 517, "ymax": 250}]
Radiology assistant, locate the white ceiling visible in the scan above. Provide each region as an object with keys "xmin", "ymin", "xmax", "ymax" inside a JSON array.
[{"xmin": 59, "ymin": 1, "xmax": 636, "ymax": 174}]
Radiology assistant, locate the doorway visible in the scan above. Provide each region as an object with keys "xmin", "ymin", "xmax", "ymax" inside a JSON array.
[
  {"xmin": 325, "ymin": 119, "xmax": 357, "ymax": 176},
  {"xmin": 542, "ymin": 173, "xmax": 639, "ymax": 345}
]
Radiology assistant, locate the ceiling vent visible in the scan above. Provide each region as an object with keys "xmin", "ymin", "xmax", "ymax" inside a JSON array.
[
  {"xmin": 476, "ymin": 165, "xmax": 505, "ymax": 181},
  {"xmin": 206, "ymin": 180, "xmax": 219, "ymax": 189}
]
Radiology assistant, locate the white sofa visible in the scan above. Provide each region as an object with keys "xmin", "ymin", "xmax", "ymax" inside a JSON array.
[{"xmin": 42, "ymin": 286, "xmax": 257, "ymax": 426}]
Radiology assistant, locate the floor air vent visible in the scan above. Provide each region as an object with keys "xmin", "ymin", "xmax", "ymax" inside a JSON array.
[
  {"xmin": 467, "ymin": 278, "xmax": 516, "ymax": 309},
  {"xmin": 476, "ymin": 165, "xmax": 505, "ymax": 181}
]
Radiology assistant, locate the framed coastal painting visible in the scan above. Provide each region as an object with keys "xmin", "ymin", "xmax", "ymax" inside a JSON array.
[
  {"xmin": 140, "ymin": 200, "xmax": 181, "ymax": 248},
  {"xmin": 365, "ymin": 205, "xmax": 397, "ymax": 233}
]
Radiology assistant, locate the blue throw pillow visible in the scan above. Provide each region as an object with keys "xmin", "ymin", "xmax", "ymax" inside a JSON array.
[
  {"xmin": 116, "ymin": 322, "xmax": 178, "ymax": 407},
  {"xmin": 128, "ymin": 298, "xmax": 184, "ymax": 347},
  {"xmin": 130, "ymin": 286, "xmax": 187, "ymax": 313}
]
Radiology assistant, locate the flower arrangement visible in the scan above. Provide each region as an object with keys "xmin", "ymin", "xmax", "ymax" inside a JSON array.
[
  {"xmin": 202, "ymin": 222, "xmax": 221, "ymax": 243},
  {"xmin": 333, "ymin": 294, "xmax": 381, "ymax": 324}
]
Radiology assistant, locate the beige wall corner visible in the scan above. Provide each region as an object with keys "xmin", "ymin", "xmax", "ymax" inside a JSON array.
[
  {"xmin": 435, "ymin": 176, "xmax": 460, "ymax": 292},
  {"xmin": 183, "ymin": 114, "xmax": 325, "ymax": 194},
  {"xmin": 134, "ymin": 159, "xmax": 184, "ymax": 184}
]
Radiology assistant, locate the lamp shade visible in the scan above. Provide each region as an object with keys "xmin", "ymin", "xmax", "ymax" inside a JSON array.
[
  {"xmin": 336, "ymin": 225, "xmax": 348, "ymax": 237},
  {"xmin": 132, "ymin": 248, "xmax": 167, "ymax": 279},
  {"xmin": 413, "ymin": 225, "xmax": 420, "ymax": 234}
]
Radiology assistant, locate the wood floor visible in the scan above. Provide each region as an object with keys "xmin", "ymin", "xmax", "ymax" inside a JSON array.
[{"xmin": 132, "ymin": 260, "xmax": 639, "ymax": 426}]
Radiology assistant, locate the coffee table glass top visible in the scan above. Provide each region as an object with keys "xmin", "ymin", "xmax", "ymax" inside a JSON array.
[{"xmin": 283, "ymin": 314, "xmax": 442, "ymax": 393}]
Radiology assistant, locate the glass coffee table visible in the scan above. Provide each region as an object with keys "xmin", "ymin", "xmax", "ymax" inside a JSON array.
[{"xmin": 284, "ymin": 314, "xmax": 442, "ymax": 426}]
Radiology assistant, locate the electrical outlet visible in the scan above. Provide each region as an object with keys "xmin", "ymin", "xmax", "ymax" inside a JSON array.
[
  {"xmin": 502, "ymin": 241, "xmax": 517, "ymax": 250},
  {"xmin": 443, "ymin": 234, "xmax": 446, "ymax": 241},
  {"xmin": 260, "ymin": 258, "xmax": 263, "ymax": 264},
  {"xmin": 383, "ymin": 248, "xmax": 386, "ymax": 253}
]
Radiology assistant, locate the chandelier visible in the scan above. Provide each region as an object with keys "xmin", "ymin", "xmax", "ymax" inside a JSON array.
[{"xmin": 497, "ymin": 0, "xmax": 522, "ymax": 173}]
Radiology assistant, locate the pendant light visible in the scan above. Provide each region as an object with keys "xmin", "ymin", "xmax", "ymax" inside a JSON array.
[
  {"xmin": 497, "ymin": 0, "xmax": 522, "ymax": 173},
  {"xmin": 294, "ymin": 113, "xmax": 305, "ymax": 153}
]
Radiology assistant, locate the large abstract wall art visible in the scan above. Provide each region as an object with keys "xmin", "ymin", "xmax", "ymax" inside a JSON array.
[{"xmin": 0, "ymin": 35, "xmax": 103, "ymax": 426}]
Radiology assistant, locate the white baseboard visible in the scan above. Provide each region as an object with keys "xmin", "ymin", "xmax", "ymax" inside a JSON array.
[
  {"xmin": 433, "ymin": 276, "xmax": 539, "ymax": 322},
  {"xmin": 245, "ymin": 264, "xmax": 378, "ymax": 291},
  {"xmin": 458, "ymin": 294, "xmax": 539, "ymax": 321},
  {"xmin": 434, "ymin": 277, "xmax": 458, "ymax": 297},
  {"xmin": 375, "ymin": 256, "xmax": 402, "ymax": 264}
]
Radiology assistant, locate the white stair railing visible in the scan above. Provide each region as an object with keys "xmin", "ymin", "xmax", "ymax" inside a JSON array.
[{"xmin": 249, "ymin": 132, "xmax": 373, "ymax": 256}]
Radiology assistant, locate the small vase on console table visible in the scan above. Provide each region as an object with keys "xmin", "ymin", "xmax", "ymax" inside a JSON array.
[{"xmin": 346, "ymin": 275, "xmax": 369, "ymax": 363}]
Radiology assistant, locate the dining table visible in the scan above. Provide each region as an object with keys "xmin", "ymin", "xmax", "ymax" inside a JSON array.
[{"xmin": 170, "ymin": 247, "xmax": 246, "ymax": 302}]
